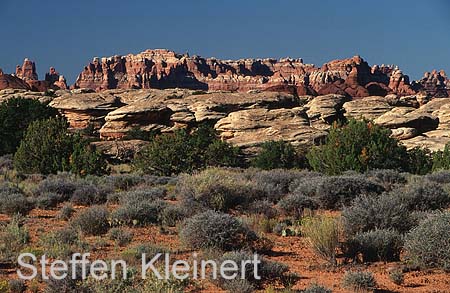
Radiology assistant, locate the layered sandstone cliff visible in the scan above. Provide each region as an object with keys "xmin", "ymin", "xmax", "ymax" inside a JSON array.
[{"xmin": 74, "ymin": 49, "xmax": 433, "ymax": 97}]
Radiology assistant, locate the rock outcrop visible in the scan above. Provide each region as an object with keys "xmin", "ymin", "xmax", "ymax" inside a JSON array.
[{"xmin": 74, "ymin": 50, "xmax": 420, "ymax": 97}]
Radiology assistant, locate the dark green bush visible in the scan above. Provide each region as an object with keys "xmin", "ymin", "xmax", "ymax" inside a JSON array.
[
  {"xmin": 346, "ymin": 229, "xmax": 404, "ymax": 262},
  {"xmin": 133, "ymin": 125, "xmax": 241, "ymax": 176},
  {"xmin": 407, "ymin": 147, "xmax": 433, "ymax": 175},
  {"xmin": 404, "ymin": 211, "xmax": 450, "ymax": 270},
  {"xmin": 314, "ymin": 175, "xmax": 384, "ymax": 209},
  {"xmin": 70, "ymin": 206, "xmax": 110, "ymax": 235},
  {"xmin": 0, "ymin": 97, "xmax": 58, "ymax": 155},
  {"xmin": 180, "ymin": 210, "xmax": 258, "ymax": 251},
  {"xmin": 342, "ymin": 193, "xmax": 414, "ymax": 236},
  {"xmin": 251, "ymin": 140, "xmax": 305, "ymax": 170},
  {"xmin": 342, "ymin": 270, "xmax": 376, "ymax": 292},
  {"xmin": 432, "ymin": 141, "xmax": 450, "ymax": 171},
  {"xmin": 14, "ymin": 117, "xmax": 107, "ymax": 176},
  {"xmin": 307, "ymin": 119, "xmax": 409, "ymax": 175}
]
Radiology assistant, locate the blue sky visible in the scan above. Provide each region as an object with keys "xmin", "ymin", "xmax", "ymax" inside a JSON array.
[{"xmin": 1, "ymin": 0, "xmax": 449, "ymax": 83}]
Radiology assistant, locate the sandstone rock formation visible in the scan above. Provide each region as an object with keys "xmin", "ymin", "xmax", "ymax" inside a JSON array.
[{"xmin": 74, "ymin": 50, "xmax": 421, "ymax": 98}]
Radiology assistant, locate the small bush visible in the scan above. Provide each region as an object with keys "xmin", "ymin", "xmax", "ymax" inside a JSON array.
[
  {"xmin": 8, "ymin": 279, "xmax": 26, "ymax": 293},
  {"xmin": 103, "ymin": 174, "xmax": 145, "ymax": 191},
  {"xmin": 176, "ymin": 168, "xmax": 262, "ymax": 211},
  {"xmin": 58, "ymin": 203, "xmax": 75, "ymax": 220},
  {"xmin": 34, "ymin": 193, "xmax": 61, "ymax": 209},
  {"xmin": 180, "ymin": 210, "xmax": 258, "ymax": 251},
  {"xmin": 39, "ymin": 227, "xmax": 80, "ymax": 258},
  {"xmin": 110, "ymin": 188, "xmax": 166, "ymax": 205},
  {"xmin": 248, "ymin": 200, "xmax": 278, "ymax": 219},
  {"xmin": 342, "ymin": 270, "xmax": 376, "ymax": 292},
  {"xmin": 216, "ymin": 251, "xmax": 292, "ymax": 289},
  {"xmin": 0, "ymin": 192, "xmax": 33, "ymax": 215},
  {"xmin": 301, "ymin": 215, "xmax": 341, "ymax": 265},
  {"xmin": 404, "ymin": 211, "xmax": 450, "ymax": 270},
  {"xmin": 251, "ymin": 169, "xmax": 317, "ymax": 202},
  {"xmin": 346, "ymin": 229, "xmax": 404, "ymax": 262},
  {"xmin": 251, "ymin": 140, "xmax": 305, "ymax": 170},
  {"xmin": 109, "ymin": 228, "xmax": 133, "ymax": 247},
  {"xmin": 0, "ymin": 215, "xmax": 30, "ymax": 261},
  {"xmin": 112, "ymin": 199, "xmax": 168, "ymax": 226},
  {"xmin": 70, "ymin": 206, "xmax": 110, "ymax": 236},
  {"xmin": 277, "ymin": 194, "xmax": 318, "ymax": 218},
  {"xmin": 342, "ymin": 193, "xmax": 414, "ymax": 236},
  {"xmin": 407, "ymin": 147, "xmax": 433, "ymax": 175},
  {"xmin": 432, "ymin": 141, "xmax": 450, "ymax": 171},
  {"xmin": 34, "ymin": 174, "xmax": 79, "ymax": 201},
  {"xmin": 71, "ymin": 184, "xmax": 110, "ymax": 206},
  {"xmin": 122, "ymin": 243, "xmax": 169, "ymax": 266},
  {"xmin": 426, "ymin": 170, "xmax": 450, "ymax": 184},
  {"xmin": 400, "ymin": 180, "xmax": 450, "ymax": 211},
  {"xmin": 159, "ymin": 204, "xmax": 187, "ymax": 227},
  {"xmin": 365, "ymin": 169, "xmax": 407, "ymax": 190},
  {"xmin": 389, "ymin": 269, "xmax": 404, "ymax": 285},
  {"xmin": 302, "ymin": 283, "xmax": 332, "ymax": 293},
  {"xmin": 314, "ymin": 175, "xmax": 384, "ymax": 209}
]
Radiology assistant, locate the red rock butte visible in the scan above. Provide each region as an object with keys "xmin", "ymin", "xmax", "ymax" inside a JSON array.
[{"xmin": 73, "ymin": 49, "xmax": 449, "ymax": 98}]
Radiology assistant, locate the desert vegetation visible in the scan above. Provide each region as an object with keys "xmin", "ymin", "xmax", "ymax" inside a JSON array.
[{"xmin": 0, "ymin": 98, "xmax": 449, "ymax": 292}]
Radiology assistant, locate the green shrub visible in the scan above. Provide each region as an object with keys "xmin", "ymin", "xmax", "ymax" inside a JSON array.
[
  {"xmin": 433, "ymin": 141, "xmax": 450, "ymax": 171},
  {"xmin": 404, "ymin": 211, "xmax": 450, "ymax": 270},
  {"xmin": 34, "ymin": 174, "xmax": 79, "ymax": 201},
  {"xmin": 407, "ymin": 147, "xmax": 433, "ymax": 175},
  {"xmin": 160, "ymin": 204, "xmax": 187, "ymax": 227},
  {"xmin": 248, "ymin": 200, "xmax": 279, "ymax": 219},
  {"xmin": 346, "ymin": 229, "xmax": 403, "ymax": 262},
  {"xmin": 133, "ymin": 125, "xmax": 241, "ymax": 175},
  {"xmin": 301, "ymin": 215, "xmax": 341, "ymax": 265},
  {"xmin": 14, "ymin": 117, "xmax": 107, "ymax": 176},
  {"xmin": 342, "ymin": 270, "xmax": 376, "ymax": 292},
  {"xmin": 342, "ymin": 193, "xmax": 414, "ymax": 236},
  {"xmin": 180, "ymin": 210, "xmax": 258, "ymax": 251},
  {"xmin": 251, "ymin": 140, "xmax": 305, "ymax": 170},
  {"xmin": 71, "ymin": 183, "xmax": 109, "ymax": 206},
  {"xmin": 307, "ymin": 119, "xmax": 409, "ymax": 175},
  {"xmin": 70, "ymin": 206, "xmax": 110, "ymax": 236},
  {"xmin": 0, "ymin": 97, "xmax": 58, "ymax": 155}
]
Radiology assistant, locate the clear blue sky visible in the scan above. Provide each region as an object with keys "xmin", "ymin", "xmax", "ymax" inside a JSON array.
[{"xmin": 1, "ymin": 0, "xmax": 449, "ymax": 84}]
